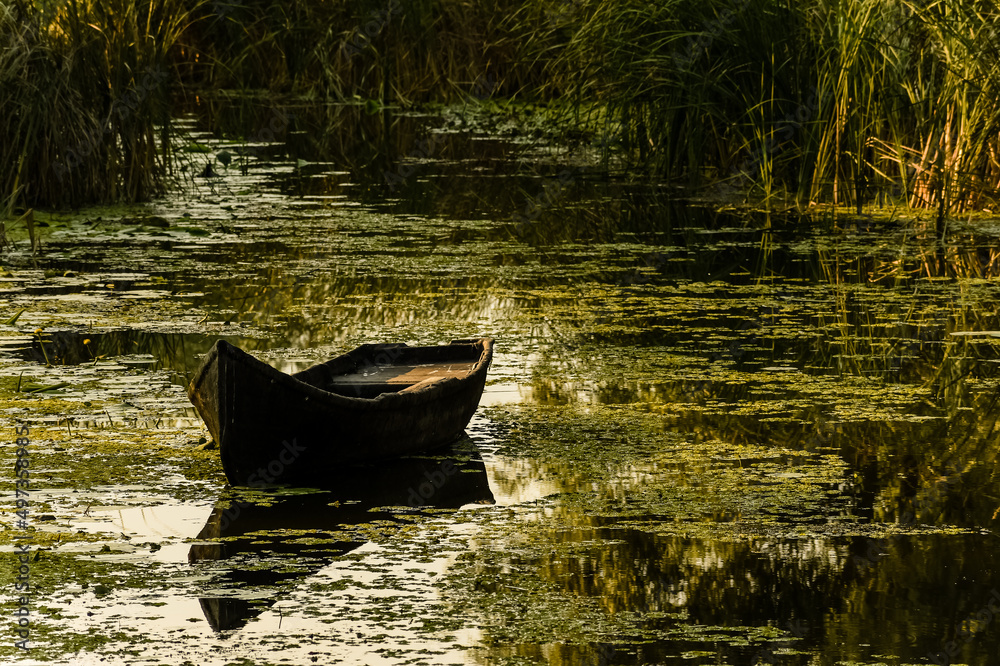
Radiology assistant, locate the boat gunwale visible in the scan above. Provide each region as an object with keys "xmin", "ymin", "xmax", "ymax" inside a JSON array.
[{"xmin": 201, "ymin": 337, "xmax": 493, "ymax": 411}]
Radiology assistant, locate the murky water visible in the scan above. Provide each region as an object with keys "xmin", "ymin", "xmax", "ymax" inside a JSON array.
[{"xmin": 2, "ymin": 103, "xmax": 1000, "ymax": 665}]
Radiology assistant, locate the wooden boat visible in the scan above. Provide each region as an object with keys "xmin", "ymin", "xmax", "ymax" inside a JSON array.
[{"xmin": 188, "ymin": 337, "xmax": 493, "ymax": 486}]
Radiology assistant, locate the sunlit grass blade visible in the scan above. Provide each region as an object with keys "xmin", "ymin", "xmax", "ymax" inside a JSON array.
[{"xmin": 4, "ymin": 309, "xmax": 25, "ymax": 325}]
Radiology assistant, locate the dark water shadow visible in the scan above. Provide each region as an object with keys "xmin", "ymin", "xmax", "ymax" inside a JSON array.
[
  {"xmin": 7, "ymin": 329, "xmax": 267, "ymax": 385},
  {"xmin": 473, "ymin": 528, "xmax": 1000, "ymax": 664},
  {"xmin": 188, "ymin": 437, "xmax": 494, "ymax": 633}
]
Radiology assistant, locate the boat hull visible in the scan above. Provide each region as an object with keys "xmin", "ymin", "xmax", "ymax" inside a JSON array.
[{"xmin": 188, "ymin": 338, "xmax": 493, "ymax": 486}]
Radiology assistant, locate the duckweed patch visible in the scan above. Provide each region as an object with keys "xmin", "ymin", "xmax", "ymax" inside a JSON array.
[{"xmin": 480, "ymin": 404, "xmax": 979, "ymax": 538}]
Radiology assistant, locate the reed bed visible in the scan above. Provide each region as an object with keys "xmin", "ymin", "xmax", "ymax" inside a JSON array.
[
  {"xmin": 1, "ymin": 0, "xmax": 197, "ymax": 212},
  {"xmin": 181, "ymin": 0, "xmax": 553, "ymax": 103},
  {"xmin": 7, "ymin": 0, "xmax": 1000, "ymax": 212},
  {"xmin": 556, "ymin": 0, "xmax": 1000, "ymax": 211}
]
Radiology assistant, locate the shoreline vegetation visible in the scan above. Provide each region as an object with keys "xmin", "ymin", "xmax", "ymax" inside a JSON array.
[{"xmin": 4, "ymin": 0, "xmax": 1000, "ymax": 215}]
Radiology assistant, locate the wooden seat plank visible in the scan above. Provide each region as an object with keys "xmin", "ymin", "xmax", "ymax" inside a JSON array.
[{"xmin": 328, "ymin": 362, "xmax": 475, "ymax": 386}]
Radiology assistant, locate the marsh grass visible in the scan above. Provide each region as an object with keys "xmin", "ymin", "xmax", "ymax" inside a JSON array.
[
  {"xmin": 188, "ymin": 0, "xmax": 1000, "ymax": 214},
  {"xmin": 8, "ymin": 0, "xmax": 1000, "ymax": 212},
  {"xmin": 555, "ymin": 0, "xmax": 1000, "ymax": 212},
  {"xmin": 184, "ymin": 0, "xmax": 552, "ymax": 104},
  {"xmin": 1, "ymin": 0, "xmax": 199, "ymax": 212}
]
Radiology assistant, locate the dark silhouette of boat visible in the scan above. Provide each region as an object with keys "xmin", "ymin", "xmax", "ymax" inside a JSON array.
[{"xmin": 187, "ymin": 338, "xmax": 493, "ymax": 486}]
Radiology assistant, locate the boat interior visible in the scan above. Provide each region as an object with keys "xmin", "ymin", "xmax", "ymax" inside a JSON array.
[
  {"xmin": 288, "ymin": 340, "xmax": 487, "ymax": 399},
  {"xmin": 325, "ymin": 360, "xmax": 479, "ymax": 398}
]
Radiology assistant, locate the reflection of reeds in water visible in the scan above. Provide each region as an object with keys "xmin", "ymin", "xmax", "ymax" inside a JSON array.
[
  {"xmin": 811, "ymin": 219, "xmax": 1000, "ymax": 407},
  {"xmin": 463, "ymin": 523, "xmax": 1000, "ymax": 663},
  {"xmin": 473, "ymin": 406, "xmax": 999, "ymax": 660}
]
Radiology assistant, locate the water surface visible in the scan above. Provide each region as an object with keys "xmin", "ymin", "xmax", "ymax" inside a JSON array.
[{"xmin": 1, "ymin": 103, "xmax": 999, "ymax": 665}]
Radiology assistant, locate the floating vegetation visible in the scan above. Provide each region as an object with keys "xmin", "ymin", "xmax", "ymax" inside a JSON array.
[{"xmin": 2, "ymin": 107, "xmax": 1000, "ymax": 664}]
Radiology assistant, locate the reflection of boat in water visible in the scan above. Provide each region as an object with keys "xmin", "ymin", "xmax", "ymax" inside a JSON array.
[
  {"xmin": 189, "ymin": 439, "xmax": 494, "ymax": 632},
  {"xmin": 187, "ymin": 338, "xmax": 493, "ymax": 486}
]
